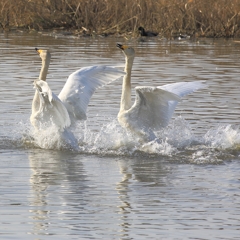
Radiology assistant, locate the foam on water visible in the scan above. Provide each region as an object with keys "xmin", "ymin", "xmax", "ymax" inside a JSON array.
[
  {"xmin": 5, "ymin": 116, "xmax": 239, "ymax": 164},
  {"xmin": 187, "ymin": 124, "xmax": 240, "ymax": 164},
  {"xmin": 204, "ymin": 124, "xmax": 240, "ymax": 149}
]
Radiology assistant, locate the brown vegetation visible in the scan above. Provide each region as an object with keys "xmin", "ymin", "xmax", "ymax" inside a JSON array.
[{"xmin": 1, "ymin": 0, "xmax": 240, "ymax": 38}]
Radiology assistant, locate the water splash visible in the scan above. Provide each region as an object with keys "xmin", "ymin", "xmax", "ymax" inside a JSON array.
[
  {"xmin": 76, "ymin": 116, "xmax": 198, "ymax": 156},
  {"xmin": 156, "ymin": 116, "xmax": 195, "ymax": 148},
  {"xmin": 3, "ymin": 118, "xmax": 240, "ymax": 164},
  {"xmin": 186, "ymin": 124, "xmax": 240, "ymax": 164},
  {"xmin": 14, "ymin": 120, "xmax": 79, "ymax": 151},
  {"xmin": 30, "ymin": 127, "xmax": 79, "ymax": 151},
  {"xmin": 204, "ymin": 124, "xmax": 240, "ymax": 149}
]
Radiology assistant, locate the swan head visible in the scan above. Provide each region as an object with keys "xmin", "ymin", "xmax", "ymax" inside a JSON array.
[
  {"xmin": 116, "ymin": 43, "xmax": 135, "ymax": 58},
  {"xmin": 35, "ymin": 48, "xmax": 51, "ymax": 62}
]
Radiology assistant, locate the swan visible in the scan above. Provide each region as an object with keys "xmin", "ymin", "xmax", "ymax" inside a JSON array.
[
  {"xmin": 30, "ymin": 48, "xmax": 125, "ymax": 131},
  {"xmin": 138, "ymin": 27, "xmax": 158, "ymax": 37},
  {"xmin": 116, "ymin": 43, "xmax": 205, "ymax": 142}
]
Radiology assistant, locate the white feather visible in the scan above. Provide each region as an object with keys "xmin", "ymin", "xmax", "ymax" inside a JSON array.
[
  {"xmin": 159, "ymin": 81, "xmax": 205, "ymax": 97},
  {"xmin": 31, "ymin": 80, "xmax": 71, "ymax": 131},
  {"xmin": 117, "ymin": 44, "xmax": 205, "ymax": 142},
  {"xmin": 58, "ymin": 66, "xmax": 124, "ymax": 122},
  {"xmin": 31, "ymin": 49, "xmax": 125, "ymax": 132},
  {"xmin": 123, "ymin": 82, "xmax": 205, "ymax": 132}
]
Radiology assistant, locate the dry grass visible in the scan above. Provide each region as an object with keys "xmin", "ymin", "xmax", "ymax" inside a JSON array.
[{"xmin": 1, "ymin": 0, "xmax": 240, "ymax": 38}]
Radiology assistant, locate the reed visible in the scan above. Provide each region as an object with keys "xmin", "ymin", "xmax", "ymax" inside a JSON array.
[{"xmin": 1, "ymin": 0, "xmax": 240, "ymax": 38}]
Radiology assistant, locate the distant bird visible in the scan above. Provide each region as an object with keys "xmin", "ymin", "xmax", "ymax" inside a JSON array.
[
  {"xmin": 178, "ymin": 33, "xmax": 191, "ymax": 40},
  {"xmin": 138, "ymin": 27, "xmax": 158, "ymax": 37},
  {"xmin": 116, "ymin": 43, "xmax": 205, "ymax": 142}
]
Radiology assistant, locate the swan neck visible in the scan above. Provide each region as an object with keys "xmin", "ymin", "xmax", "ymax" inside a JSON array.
[
  {"xmin": 120, "ymin": 56, "xmax": 134, "ymax": 111},
  {"xmin": 39, "ymin": 58, "xmax": 50, "ymax": 81},
  {"xmin": 124, "ymin": 56, "xmax": 134, "ymax": 75},
  {"xmin": 31, "ymin": 90, "xmax": 40, "ymax": 114}
]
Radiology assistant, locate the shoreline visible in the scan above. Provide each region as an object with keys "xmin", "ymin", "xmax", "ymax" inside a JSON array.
[
  {"xmin": 1, "ymin": 0, "xmax": 240, "ymax": 39},
  {"xmin": 1, "ymin": 27, "xmax": 240, "ymax": 40}
]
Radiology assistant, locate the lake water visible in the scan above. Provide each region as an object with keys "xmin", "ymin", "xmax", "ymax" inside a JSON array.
[{"xmin": 0, "ymin": 31, "xmax": 240, "ymax": 239}]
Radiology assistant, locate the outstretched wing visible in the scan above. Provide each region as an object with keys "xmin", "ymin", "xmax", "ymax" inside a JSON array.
[
  {"xmin": 31, "ymin": 80, "xmax": 71, "ymax": 131},
  {"xmin": 58, "ymin": 66, "xmax": 125, "ymax": 122},
  {"xmin": 158, "ymin": 81, "xmax": 205, "ymax": 124},
  {"xmin": 126, "ymin": 86, "xmax": 181, "ymax": 130},
  {"xmin": 127, "ymin": 81, "xmax": 205, "ymax": 130},
  {"xmin": 159, "ymin": 81, "xmax": 205, "ymax": 97}
]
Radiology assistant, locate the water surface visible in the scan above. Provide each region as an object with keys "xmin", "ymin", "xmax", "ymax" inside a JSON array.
[{"xmin": 0, "ymin": 32, "xmax": 240, "ymax": 239}]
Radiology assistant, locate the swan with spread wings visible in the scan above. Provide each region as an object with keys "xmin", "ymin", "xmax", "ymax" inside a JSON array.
[
  {"xmin": 30, "ymin": 48, "xmax": 124, "ymax": 131},
  {"xmin": 116, "ymin": 43, "xmax": 205, "ymax": 142}
]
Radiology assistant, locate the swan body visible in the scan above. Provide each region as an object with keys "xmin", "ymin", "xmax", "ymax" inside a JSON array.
[
  {"xmin": 31, "ymin": 48, "xmax": 125, "ymax": 131},
  {"xmin": 116, "ymin": 43, "xmax": 205, "ymax": 142}
]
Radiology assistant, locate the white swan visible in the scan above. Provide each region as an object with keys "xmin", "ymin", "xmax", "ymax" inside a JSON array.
[
  {"xmin": 116, "ymin": 43, "xmax": 205, "ymax": 142},
  {"xmin": 31, "ymin": 79, "xmax": 71, "ymax": 131},
  {"xmin": 30, "ymin": 48, "xmax": 125, "ymax": 131}
]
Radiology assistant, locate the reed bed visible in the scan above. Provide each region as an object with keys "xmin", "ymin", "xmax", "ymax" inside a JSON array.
[{"xmin": 1, "ymin": 0, "xmax": 240, "ymax": 38}]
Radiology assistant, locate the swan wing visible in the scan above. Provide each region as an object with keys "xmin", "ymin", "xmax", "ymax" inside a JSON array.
[
  {"xmin": 58, "ymin": 66, "xmax": 125, "ymax": 121},
  {"xmin": 126, "ymin": 81, "xmax": 204, "ymax": 130},
  {"xmin": 159, "ymin": 81, "xmax": 205, "ymax": 97},
  {"xmin": 50, "ymin": 93, "xmax": 71, "ymax": 130},
  {"xmin": 32, "ymin": 80, "xmax": 71, "ymax": 130},
  {"xmin": 158, "ymin": 81, "xmax": 205, "ymax": 125},
  {"xmin": 125, "ymin": 86, "xmax": 181, "ymax": 130}
]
